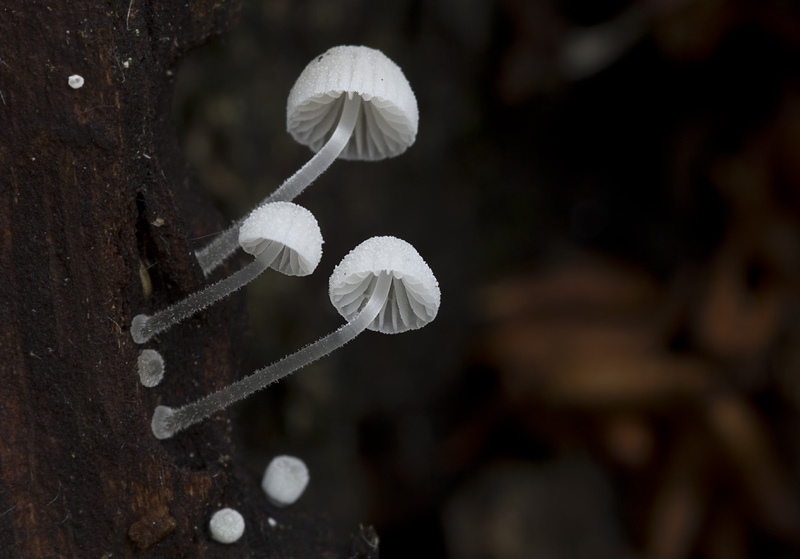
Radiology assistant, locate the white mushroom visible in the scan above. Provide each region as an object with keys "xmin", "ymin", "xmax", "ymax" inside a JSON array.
[
  {"xmin": 195, "ymin": 46, "xmax": 418, "ymax": 276},
  {"xmin": 151, "ymin": 236, "xmax": 439, "ymax": 439},
  {"xmin": 137, "ymin": 349, "xmax": 165, "ymax": 387},
  {"xmin": 328, "ymin": 236, "xmax": 440, "ymax": 334},
  {"xmin": 286, "ymin": 45, "xmax": 418, "ymax": 162},
  {"xmin": 262, "ymin": 455, "xmax": 309, "ymax": 507},
  {"xmin": 68, "ymin": 74, "xmax": 84, "ymax": 89},
  {"xmin": 131, "ymin": 202, "xmax": 322, "ymax": 344},
  {"xmin": 209, "ymin": 508, "xmax": 245, "ymax": 544}
]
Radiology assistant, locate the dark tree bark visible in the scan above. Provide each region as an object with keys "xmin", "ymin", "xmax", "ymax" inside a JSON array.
[{"xmin": 0, "ymin": 2, "xmax": 344, "ymax": 557}]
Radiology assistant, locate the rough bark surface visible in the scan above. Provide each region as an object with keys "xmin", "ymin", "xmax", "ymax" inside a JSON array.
[{"xmin": 0, "ymin": 2, "xmax": 343, "ymax": 557}]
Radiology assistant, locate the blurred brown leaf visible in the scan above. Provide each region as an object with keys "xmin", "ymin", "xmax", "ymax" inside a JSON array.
[{"xmin": 705, "ymin": 393, "xmax": 800, "ymax": 540}]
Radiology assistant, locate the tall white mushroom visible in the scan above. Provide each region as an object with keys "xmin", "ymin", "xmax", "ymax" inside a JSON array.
[
  {"xmin": 130, "ymin": 202, "xmax": 322, "ymax": 344},
  {"xmin": 152, "ymin": 236, "xmax": 440, "ymax": 439},
  {"xmin": 195, "ymin": 46, "xmax": 418, "ymax": 276}
]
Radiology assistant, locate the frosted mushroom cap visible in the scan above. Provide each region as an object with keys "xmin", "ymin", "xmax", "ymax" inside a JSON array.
[
  {"xmin": 329, "ymin": 236, "xmax": 440, "ymax": 334},
  {"xmin": 262, "ymin": 455, "xmax": 310, "ymax": 507},
  {"xmin": 209, "ymin": 508, "xmax": 245, "ymax": 544},
  {"xmin": 239, "ymin": 201, "xmax": 323, "ymax": 276},
  {"xmin": 287, "ymin": 45, "xmax": 418, "ymax": 161}
]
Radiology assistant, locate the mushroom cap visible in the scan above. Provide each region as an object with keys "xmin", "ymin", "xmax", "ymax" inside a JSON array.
[
  {"xmin": 286, "ymin": 45, "xmax": 418, "ymax": 161},
  {"xmin": 329, "ymin": 236, "xmax": 440, "ymax": 334},
  {"xmin": 239, "ymin": 202, "xmax": 323, "ymax": 277}
]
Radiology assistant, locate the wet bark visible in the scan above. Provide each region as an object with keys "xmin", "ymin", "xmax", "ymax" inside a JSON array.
[{"xmin": 0, "ymin": 2, "xmax": 343, "ymax": 557}]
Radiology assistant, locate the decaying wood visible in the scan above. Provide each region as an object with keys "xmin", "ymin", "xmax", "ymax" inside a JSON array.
[{"xmin": 0, "ymin": 2, "xmax": 348, "ymax": 557}]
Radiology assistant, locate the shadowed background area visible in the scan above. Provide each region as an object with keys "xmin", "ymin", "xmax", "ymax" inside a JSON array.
[{"xmin": 172, "ymin": 0, "xmax": 800, "ymax": 557}]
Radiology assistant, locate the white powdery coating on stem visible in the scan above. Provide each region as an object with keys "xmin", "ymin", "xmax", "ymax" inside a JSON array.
[
  {"xmin": 137, "ymin": 349, "xmax": 165, "ymax": 387},
  {"xmin": 262, "ymin": 455, "xmax": 309, "ymax": 507},
  {"xmin": 129, "ymin": 251, "xmax": 274, "ymax": 344},
  {"xmin": 209, "ymin": 508, "xmax": 245, "ymax": 544},
  {"xmin": 239, "ymin": 201, "xmax": 323, "ymax": 276},
  {"xmin": 287, "ymin": 45, "xmax": 418, "ymax": 161},
  {"xmin": 329, "ymin": 236, "xmax": 440, "ymax": 334},
  {"xmin": 147, "ymin": 274, "xmax": 392, "ymax": 440}
]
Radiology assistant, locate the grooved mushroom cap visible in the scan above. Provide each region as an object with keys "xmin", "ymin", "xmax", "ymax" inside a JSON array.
[
  {"xmin": 239, "ymin": 201, "xmax": 323, "ymax": 276},
  {"xmin": 287, "ymin": 45, "xmax": 418, "ymax": 161},
  {"xmin": 329, "ymin": 236, "xmax": 440, "ymax": 334}
]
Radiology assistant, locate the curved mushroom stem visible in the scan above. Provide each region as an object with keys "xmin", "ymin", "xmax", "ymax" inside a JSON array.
[
  {"xmin": 131, "ymin": 242, "xmax": 283, "ymax": 344},
  {"xmin": 195, "ymin": 94, "xmax": 363, "ymax": 276},
  {"xmin": 152, "ymin": 271, "xmax": 392, "ymax": 439},
  {"xmin": 270, "ymin": 93, "xmax": 363, "ymax": 202}
]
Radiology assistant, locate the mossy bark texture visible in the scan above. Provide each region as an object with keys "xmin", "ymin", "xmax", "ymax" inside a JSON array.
[{"xmin": 0, "ymin": 2, "xmax": 340, "ymax": 557}]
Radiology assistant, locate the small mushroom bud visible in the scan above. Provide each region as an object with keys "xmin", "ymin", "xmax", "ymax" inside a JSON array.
[
  {"xmin": 151, "ymin": 236, "xmax": 439, "ymax": 439},
  {"xmin": 262, "ymin": 455, "xmax": 309, "ymax": 507},
  {"xmin": 208, "ymin": 508, "xmax": 245, "ymax": 544},
  {"xmin": 137, "ymin": 349, "xmax": 165, "ymax": 387},
  {"xmin": 68, "ymin": 74, "xmax": 84, "ymax": 89},
  {"xmin": 195, "ymin": 45, "xmax": 418, "ymax": 276},
  {"xmin": 131, "ymin": 202, "xmax": 322, "ymax": 344}
]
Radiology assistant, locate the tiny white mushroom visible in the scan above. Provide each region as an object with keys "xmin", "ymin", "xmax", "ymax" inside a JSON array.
[
  {"xmin": 262, "ymin": 455, "xmax": 309, "ymax": 507},
  {"xmin": 131, "ymin": 202, "xmax": 322, "ymax": 344},
  {"xmin": 137, "ymin": 349, "xmax": 164, "ymax": 387},
  {"xmin": 151, "ymin": 236, "xmax": 439, "ymax": 439},
  {"xmin": 328, "ymin": 236, "xmax": 441, "ymax": 334},
  {"xmin": 286, "ymin": 45, "xmax": 418, "ymax": 162},
  {"xmin": 209, "ymin": 508, "xmax": 245, "ymax": 544},
  {"xmin": 68, "ymin": 74, "xmax": 84, "ymax": 89},
  {"xmin": 195, "ymin": 45, "xmax": 418, "ymax": 276}
]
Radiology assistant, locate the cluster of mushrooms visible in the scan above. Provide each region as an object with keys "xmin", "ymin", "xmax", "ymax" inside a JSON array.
[
  {"xmin": 208, "ymin": 455, "xmax": 310, "ymax": 543},
  {"xmin": 131, "ymin": 45, "xmax": 441, "ymax": 444}
]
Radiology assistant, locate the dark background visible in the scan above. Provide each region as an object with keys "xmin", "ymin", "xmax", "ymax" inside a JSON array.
[{"xmin": 172, "ymin": 0, "xmax": 800, "ymax": 557}]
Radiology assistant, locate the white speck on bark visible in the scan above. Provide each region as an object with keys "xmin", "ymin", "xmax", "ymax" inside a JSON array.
[{"xmin": 68, "ymin": 75, "xmax": 84, "ymax": 89}]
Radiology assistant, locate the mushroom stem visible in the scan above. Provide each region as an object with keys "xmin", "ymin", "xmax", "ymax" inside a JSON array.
[
  {"xmin": 151, "ymin": 271, "xmax": 392, "ymax": 439},
  {"xmin": 131, "ymin": 242, "xmax": 283, "ymax": 344},
  {"xmin": 271, "ymin": 93, "xmax": 363, "ymax": 202},
  {"xmin": 195, "ymin": 94, "xmax": 362, "ymax": 276}
]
